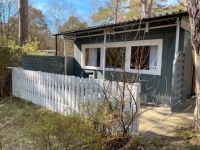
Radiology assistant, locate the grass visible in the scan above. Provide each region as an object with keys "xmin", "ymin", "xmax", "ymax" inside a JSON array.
[
  {"xmin": 0, "ymin": 97, "xmax": 200, "ymax": 150},
  {"xmin": 0, "ymin": 97, "xmax": 61, "ymax": 149},
  {"xmin": 0, "ymin": 97, "xmax": 105, "ymax": 150}
]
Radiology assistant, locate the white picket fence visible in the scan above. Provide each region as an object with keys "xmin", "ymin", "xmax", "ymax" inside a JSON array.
[{"xmin": 11, "ymin": 67, "xmax": 141, "ymax": 133}]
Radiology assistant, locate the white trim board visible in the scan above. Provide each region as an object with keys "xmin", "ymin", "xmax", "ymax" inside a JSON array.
[{"xmin": 81, "ymin": 39, "xmax": 163, "ymax": 76}]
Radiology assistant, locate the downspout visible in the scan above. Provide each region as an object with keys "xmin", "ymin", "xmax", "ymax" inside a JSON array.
[
  {"xmin": 63, "ymin": 36, "xmax": 67, "ymax": 75},
  {"xmin": 171, "ymin": 17, "xmax": 181, "ymax": 107},
  {"xmin": 175, "ymin": 18, "xmax": 180, "ymax": 55},
  {"xmin": 102, "ymin": 30, "xmax": 107, "ymax": 80}
]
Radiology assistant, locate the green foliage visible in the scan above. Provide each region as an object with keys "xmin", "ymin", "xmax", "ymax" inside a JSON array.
[
  {"xmin": 152, "ymin": 4, "xmax": 185, "ymax": 15},
  {"xmin": 7, "ymin": 40, "xmax": 41, "ymax": 55},
  {"xmin": 61, "ymin": 16, "xmax": 87, "ymax": 32},
  {"xmin": 79, "ymin": 101, "xmax": 117, "ymax": 136},
  {"xmin": 1, "ymin": 98, "xmax": 200, "ymax": 149},
  {"xmin": 148, "ymin": 137, "xmax": 164, "ymax": 147},
  {"xmin": 176, "ymin": 127, "xmax": 196, "ymax": 140},
  {"xmin": 121, "ymin": 136, "xmax": 144, "ymax": 150},
  {"xmin": 29, "ymin": 113, "xmax": 104, "ymax": 149},
  {"xmin": 0, "ymin": 2, "xmax": 54, "ymax": 50},
  {"xmin": 92, "ymin": 0, "xmax": 186, "ymax": 24},
  {"xmin": 29, "ymin": 6, "xmax": 55, "ymax": 50},
  {"xmin": 0, "ymin": 41, "xmax": 42, "ymax": 97},
  {"xmin": 0, "ymin": 98, "xmax": 105, "ymax": 149},
  {"xmin": 92, "ymin": 7, "xmax": 116, "ymax": 24},
  {"xmin": 79, "ymin": 98, "xmax": 138, "ymax": 137},
  {"xmin": 59, "ymin": 16, "xmax": 88, "ymax": 56},
  {"xmin": 92, "ymin": 0, "xmax": 128, "ymax": 24}
]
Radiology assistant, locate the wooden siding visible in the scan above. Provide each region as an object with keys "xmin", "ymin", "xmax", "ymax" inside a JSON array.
[
  {"xmin": 21, "ymin": 55, "xmax": 74, "ymax": 75},
  {"xmin": 73, "ymin": 26, "xmax": 177, "ymax": 105},
  {"xmin": 171, "ymin": 52, "xmax": 185, "ymax": 106}
]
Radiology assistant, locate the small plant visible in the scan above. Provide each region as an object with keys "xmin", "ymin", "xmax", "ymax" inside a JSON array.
[
  {"xmin": 120, "ymin": 135, "xmax": 144, "ymax": 150},
  {"xmin": 176, "ymin": 127, "xmax": 195, "ymax": 140},
  {"xmin": 149, "ymin": 137, "xmax": 164, "ymax": 147},
  {"xmin": 29, "ymin": 112, "xmax": 105, "ymax": 150}
]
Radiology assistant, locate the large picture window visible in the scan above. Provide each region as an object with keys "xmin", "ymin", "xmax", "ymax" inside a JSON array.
[{"xmin": 106, "ymin": 47, "xmax": 126, "ymax": 68}]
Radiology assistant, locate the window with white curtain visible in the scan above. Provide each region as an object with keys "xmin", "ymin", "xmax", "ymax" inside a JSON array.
[
  {"xmin": 82, "ymin": 39, "xmax": 162, "ymax": 75},
  {"xmin": 130, "ymin": 45, "xmax": 158, "ymax": 71},
  {"xmin": 85, "ymin": 48, "xmax": 101, "ymax": 67}
]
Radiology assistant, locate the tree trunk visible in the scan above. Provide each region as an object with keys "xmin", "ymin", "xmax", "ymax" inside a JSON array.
[
  {"xmin": 140, "ymin": 0, "xmax": 153, "ymax": 18},
  {"xmin": 115, "ymin": 0, "xmax": 119, "ymax": 23},
  {"xmin": 194, "ymin": 53, "xmax": 200, "ymax": 129},
  {"xmin": 19, "ymin": 0, "xmax": 29, "ymax": 46},
  {"xmin": 187, "ymin": 0, "xmax": 200, "ymax": 130}
]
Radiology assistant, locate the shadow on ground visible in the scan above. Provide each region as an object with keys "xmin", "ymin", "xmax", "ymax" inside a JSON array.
[{"xmin": 139, "ymin": 99, "xmax": 195, "ymax": 138}]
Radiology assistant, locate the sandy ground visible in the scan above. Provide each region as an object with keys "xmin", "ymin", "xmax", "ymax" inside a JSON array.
[{"xmin": 139, "ymin": 99, "xmax": 195, "ymax": 137}]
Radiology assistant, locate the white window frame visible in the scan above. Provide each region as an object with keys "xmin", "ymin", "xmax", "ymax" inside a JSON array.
[
  {"xmin": 81, "ymin": 39, "xmax": 163, "ymax": 75},
  {"xmin": 104, "ymin": 42, "xmax": 127, "ymax": 71},
  {"xmin": 81, "ymin": 44, "xmax": 103, "ymax": 70},
  {"xmin": 127, "ymin": 39, "xmax": 163, "ymax": 75}
]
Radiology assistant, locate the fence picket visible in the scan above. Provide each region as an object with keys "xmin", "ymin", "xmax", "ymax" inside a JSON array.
[
  {"xmin": 71, "ymin": 76, "xmax": 76, "ymax": 112},
  {"xmin": 60, "ymin": 75, "xmax": 65, "ymax": 114},
  {"xmin": 85, "ymin": 78, "xmax": 89, "ymax": 102},
  {"xmin": 11, "ymin": 67, "xmax": 140, "ymax": 134},
  {"xmin": 64, "ymin": 75, "xmax": 68, "ymax": 114},
  {"xmin": 68, "ymin": 76, "xmax": 72, "ymax": 113},
  {"xmin": 80, "ymin": 77, "xmax": 84, "ymax": 103},
  {"xmin": 75, "ymin": 77, "xmax": 80, "ymax": 111}
]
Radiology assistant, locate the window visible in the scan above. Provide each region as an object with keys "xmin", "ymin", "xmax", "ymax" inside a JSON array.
[
  {"xmin": 84, "ymin": 48, "xmax": 101, "ymax": 67},
  {"xmin": 106, "ymin": 47, "xmax": 126, "ymax": 68},
  {"xmin": 81, "ymin": 39, "xmax": 162, "ymax": 75},
  {"xmin": 131, "ymin": 45, "xmax": 158, "ymax": 70}
]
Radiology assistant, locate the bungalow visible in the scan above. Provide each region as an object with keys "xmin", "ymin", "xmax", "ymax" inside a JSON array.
[{"xmin": 53, "ymin": 11, "xmax": 193, "ymax": 107}]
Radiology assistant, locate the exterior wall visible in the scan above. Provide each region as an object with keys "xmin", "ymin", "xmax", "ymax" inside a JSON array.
[
  {"xmin": 21, "ymin": 55, "xmax": 74, "ymax": 75},
  {"xmin": 73, "ymin": 26, "xmax": 177, "ymax": 105},
  {"xmin": 171, "ymin": 29, "xmax": 193, "ymax": 108},
  {"xmin": 183, "ymin": 31, "xmax": 193, "ymax": 98},
  {"xmin": 171, "ymin": 52, "xmax": 185, "ymax": 106}
]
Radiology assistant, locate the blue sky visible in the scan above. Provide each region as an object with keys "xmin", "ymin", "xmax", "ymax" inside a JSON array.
[{"xmin": 29, "ymin": 0, "xmax": 179, "ymax": 33}]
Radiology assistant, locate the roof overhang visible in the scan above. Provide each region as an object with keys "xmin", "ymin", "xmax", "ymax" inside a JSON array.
[{"xmin": 53, "ymin": 11, "xmax": 188, "ymax": 37}]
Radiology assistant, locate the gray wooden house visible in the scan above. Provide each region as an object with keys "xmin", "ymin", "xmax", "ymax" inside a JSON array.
[{"xmin": 53, "ymin": 11, "xmax": 193, "ymax": 106}]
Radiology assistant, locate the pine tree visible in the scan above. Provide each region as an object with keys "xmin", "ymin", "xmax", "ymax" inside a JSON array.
[{"xmin": 19, "ymin": 0, "xmax": 29, "ymax": 46}]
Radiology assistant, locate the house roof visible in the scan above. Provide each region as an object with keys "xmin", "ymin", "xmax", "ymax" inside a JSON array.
[{"xmin": 53, "ymin": 11, "xmax": 188, "ymax": 36}]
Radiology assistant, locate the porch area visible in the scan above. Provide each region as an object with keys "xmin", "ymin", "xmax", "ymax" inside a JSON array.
[{"xmin": 140, "ymin": 99, "xmax": 195, "ymax": 137}]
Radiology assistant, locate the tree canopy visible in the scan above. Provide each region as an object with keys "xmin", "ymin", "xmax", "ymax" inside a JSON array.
[
  {"xmin": 61, "ymin": 16, "xmax": 87, "ymax": 32},
  {"xmin": 91, "ymin": 0, "xmax": 186, "ymax": 25},
  {"xmin": 0, "ymin": 0, "xmax": 186, "ymax": 50}
]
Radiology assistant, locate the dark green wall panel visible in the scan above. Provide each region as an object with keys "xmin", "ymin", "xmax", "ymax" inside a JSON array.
[
  {"xmin": 21, "ymin": 55, "xmax": 74, "ymax": 75},
  {"xmin": 74, "ymin": 27, "xmax": 177, "ymax": 105}
]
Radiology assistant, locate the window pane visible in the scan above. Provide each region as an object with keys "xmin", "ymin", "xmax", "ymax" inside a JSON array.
[
  {"xmin": 131, "ymin": 46, "xmax": 150, "ymax": 70},
  {"xmin": 85, "ymin": 48, "xmax": 101, "ymax": 67},
  {"xmin": 149, "ymin": 46, "xmax": 158, "ymax": 70},
  {"xmin": 106, "ymin": 47, "xmax": 126, "ymax": 68},
  {"xmin": 131, "ymin": 46, "xmax": 158, "ymax": 70}
]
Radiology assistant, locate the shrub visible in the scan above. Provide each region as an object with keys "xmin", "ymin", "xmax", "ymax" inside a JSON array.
[
  {"xmin": 121, "ymin": 136, "xmax": 144, "ymax": 150},
  {"xmin": 30, "ymin": 113, "xmax": 105, "ymax": 150},
  {"xmin": 0, "ymin": 41, "xmax": 42, "ymax": 98}
]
